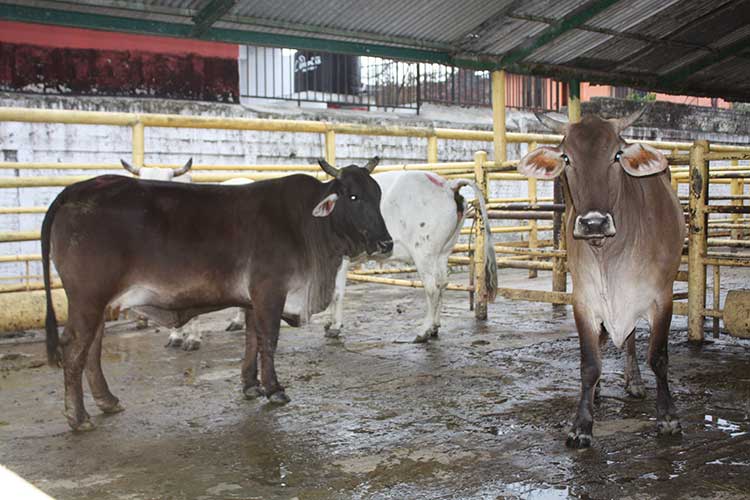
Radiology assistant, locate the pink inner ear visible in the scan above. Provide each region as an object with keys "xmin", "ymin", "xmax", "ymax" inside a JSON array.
[{"xmin": 325, "ymin": 200, "xmax": 335, "ymax": 212}]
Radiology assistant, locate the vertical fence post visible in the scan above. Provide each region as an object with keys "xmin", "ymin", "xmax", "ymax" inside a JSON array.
[
  {"xmin": 427, "ymin": 135, "xmax": 438, "ymax": 164},
  {"xmin": 132, "ymin": 119, "xmax": 145, "ymax": 169},
  {"xmin": 473, "ymin": 150, "xmax": 489, "ymax": 320},
  {"xmin": 671, "ymin": 147, "xmax": 680, "ymax": 192},
  {"xmin": 325, "ymin": 128, "xmax": 336, "ymax": 178},
  {"xmin": 731, "ymin": 159, "xmax": 741, "ymax": 241},
  {"xmin": 712, "ymin": 265, "xmax": 721, "ymax": 338},
  {"xmin": 491, "ymin": 70, "xmax": 507, "ymax": 165},
  {"xmin": 688, "ymin": 139, "xmax": 709, "ymax": 343},
  {"xmin": 528, "ymin": 141, "xmax": 538, "ymax": 279}
]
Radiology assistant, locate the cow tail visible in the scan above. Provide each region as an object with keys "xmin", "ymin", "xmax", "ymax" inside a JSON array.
[
  {"xmin": 450, "ymin": 179, "xmax": 498, "ymax": 302},
  {"xmin": 42, "ymin": 194, "xmax": 63, "ymax": 367}
]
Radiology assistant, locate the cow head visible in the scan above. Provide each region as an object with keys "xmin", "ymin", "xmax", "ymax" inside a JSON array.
[
  {"xmin": 315, "ymin": 157, "xmax": 393, "ymax": 257},
  {"xmin": 120, "ymin": 158, "xmax": 193, "ymax": 181},
  {"xmin": 517, "ymin": 108, "xmax": 668, "ymax": 242}
]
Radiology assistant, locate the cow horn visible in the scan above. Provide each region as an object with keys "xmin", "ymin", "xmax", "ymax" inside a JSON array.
[
  {"xmin": 611, "ymin": 106, "xmax": 649, "ymax": 134},
  {"xmin": 534, "ymin": 112, "xmax": 568, "ymax": 134},
  {"xmin": 317, "ymin": 159, "xmax": 340, "ymax": 178},
  {"xmin": 363, "ymin": 156, "xmax": 380, "ymax": 173},
  {"xmin": 172, "ymin": 158, "xmax": 193, "ymax": 177},
  {"xmin": 120, "ymin": 159, "xmax": 140, "ymax": 175}
]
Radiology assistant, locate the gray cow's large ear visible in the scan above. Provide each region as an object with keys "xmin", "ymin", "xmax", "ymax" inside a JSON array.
[
  {"xmin": 618, "ymin": 143, "xmax": 668, "ymax": 177},
  {"xmin": 517, "ymin": 146, "xmax": 565, "ymax": 179},
  {"xmin": 363, "ymin": 156, "xmax": 380, "ymax": 173}
]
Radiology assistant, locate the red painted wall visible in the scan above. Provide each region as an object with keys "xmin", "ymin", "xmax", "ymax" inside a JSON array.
[{"xmin": 0, "ymin": 21, "xmax": 239, "ymax": 102}]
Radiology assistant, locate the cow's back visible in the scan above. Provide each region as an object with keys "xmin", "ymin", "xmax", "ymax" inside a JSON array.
[{"xmin": 375, "ymin": 171, "xmax": 463, "ymax": 262}]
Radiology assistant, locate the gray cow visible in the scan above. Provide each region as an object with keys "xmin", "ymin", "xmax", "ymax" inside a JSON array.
[{"xmin": 518, "ymin": 108, "xmax": 685, "ymax": 448}]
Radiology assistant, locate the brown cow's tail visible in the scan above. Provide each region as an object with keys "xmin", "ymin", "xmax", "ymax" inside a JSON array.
[
  {"xmin": 450, "ymin": 179, "xmax": 498, "ymax": 302},
  {"xmin": 41, "ymin": 194, "xmax": 63, "ymax": 367}
]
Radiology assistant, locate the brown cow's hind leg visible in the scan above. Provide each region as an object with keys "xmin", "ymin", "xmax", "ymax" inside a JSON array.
[
  {"xmin": 62, "ymin": 307, "xmax": 100, "ymax": 431},
  {"xmin": 624, "ymin": 329, "xmax": 646, "ymax": 399},
  {"xmin": 567, "ymin": 306, "xmax": 602, "ymax": 449},
  {"xmin": 241, "ymin": 307, "xmax": 262, "ymax": 399},
  {"xmin": 85, "ymin": 319, "xmax": 124, "ymax": 414},
  {"xmin": 648, "ymin": 301, "xmax": 681, "ymax": 436}
]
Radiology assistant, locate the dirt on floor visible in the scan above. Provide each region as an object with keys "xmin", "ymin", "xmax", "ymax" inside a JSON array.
[{"xmin": 1, "ymin": 269, "xmax": 749, "ymax": 500}]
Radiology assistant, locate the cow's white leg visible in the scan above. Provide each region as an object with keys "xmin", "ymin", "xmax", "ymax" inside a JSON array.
[
  {"xmin": 226, "ymin": 308, "xmax": 245, "ymax": 332},
  {"xmin": 412, "ymin": 255, "xmax": 448, "ymax": 343},
  {"xmin": 324, "ymin": 257, "xmax": 349, "ymax": 338},
  {"xmin": 182, "ymin": 320, "xmax": 202, "ymax": 351}
]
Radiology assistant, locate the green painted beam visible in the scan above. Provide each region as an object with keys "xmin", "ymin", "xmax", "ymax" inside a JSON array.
[
  {"xmin": 0, "ymin": 2, "xmax": 456, "ymax": 65},
  {"xmin": 192, "ymin": 0, "xmax": 236, "ymax": 36},
  {"xmin": 660, "ymin": 34, "xmax": 750, "ymax": 87},
  {"xmin": 500, "ymin": 0, "xmax": 620, "ymax": 66}
]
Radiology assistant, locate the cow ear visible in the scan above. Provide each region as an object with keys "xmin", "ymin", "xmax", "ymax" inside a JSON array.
[
  {"xmin": 517, "ymin": 146, "xmax": 565, "ymax": 179},
  {"xmin": 619, "ymin": 143, "xmax": 668, "ymax": 177},
  {"xmin": 312, "ymin": 193, "xmax": 338, "ymax": 217}
]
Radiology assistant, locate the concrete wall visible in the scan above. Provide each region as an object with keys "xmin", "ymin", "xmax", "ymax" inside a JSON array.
[{"xmin": 1, "ymin": 93, "xmax": 749, "ymax": 281}]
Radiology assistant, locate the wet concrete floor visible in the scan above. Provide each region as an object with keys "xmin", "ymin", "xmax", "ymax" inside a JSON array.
[{"xmin": 1, "ymin": 269, "xmax": 749, "ymax": 499}]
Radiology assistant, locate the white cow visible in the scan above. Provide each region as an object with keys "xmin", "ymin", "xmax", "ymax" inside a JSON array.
[
  {"xmin": 325, "ymin": 170, "xmax": 498, "ymax": 343},
  {"xmin": 120, "ymin": 158, "xmax": 207, "ymax": 350}
]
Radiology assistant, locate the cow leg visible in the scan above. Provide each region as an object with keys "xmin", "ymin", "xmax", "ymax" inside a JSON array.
[
  {"xmin": 252, "ymin": 287, "xmax": 289, "ymax": 404},
  {"xmin": 648, "ymin": 301, "xmax": 681, "ymax": 435},
  {"xmin": 226, "ymin": 308, "xmax": 245, "ymax": 332},
  {"xmin": 567, "ymin": 306, "xmax": 602, "ymax": 449},
  {"xmin": 182, "ymin": 320, "xmax": 202, "ymax": 351},
  {"xmin": 324, "ymin": 257, "xmax": 349, "ymax": 338},
  {"xmin": 62, "ymin": 307, "xmax": 101, "ymax": 431},
  {"xmin": 241, "ymin": 307, "xmax": 262, "ymax": 399},
  {"xmin": 412, "ymin": 255, "xmax": 447, "ymax": 343},
  {"xmin": 624, "ymin": 329, "xmax": 646, "ymax": 399},
  {"xmin": 85, "ymin": 319, "xmax": 124, "ymax": 414}
]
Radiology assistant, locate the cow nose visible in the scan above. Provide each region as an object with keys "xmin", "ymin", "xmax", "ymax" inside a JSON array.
[
  {"xmin": 574, "ymin": 211, "xmax": 616, "ymax": 239},
  {"xmin": 378, "ymin": 239, "xmax": 394, "ymax": 254}
]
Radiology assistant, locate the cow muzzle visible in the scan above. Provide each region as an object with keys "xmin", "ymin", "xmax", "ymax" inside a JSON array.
[
  {"xmin": 574, "ymin": 211, "xmax": 616, "ymax": 239},
  {"xmin": 375, "ymin": 238, "xmax": 394, "ymax": 257}
]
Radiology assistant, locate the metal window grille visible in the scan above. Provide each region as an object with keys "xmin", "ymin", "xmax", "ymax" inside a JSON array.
[{"xmin": 239, "ymin": 46, "xmax": 565, "ymax": 113}]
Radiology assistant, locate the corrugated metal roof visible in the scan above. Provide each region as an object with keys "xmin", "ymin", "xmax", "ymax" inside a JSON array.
[{"xmin": 1, "ymin": 0, "xmax": 749, "ymax": 100}]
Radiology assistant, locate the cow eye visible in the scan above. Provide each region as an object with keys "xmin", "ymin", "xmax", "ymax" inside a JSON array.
[
  {"xmin": 349, "ymin": 194, "xmax": 359, "ymax": 201},
  {"xmin": 561, "ymin": 153, "xmax": 570, "ymax": 166},
  {"xmin": 614, "ymin": 150, "xmax": 623, "ymax": 162}
]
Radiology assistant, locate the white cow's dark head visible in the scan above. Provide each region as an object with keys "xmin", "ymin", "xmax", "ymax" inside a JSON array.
[
  {"xmin": 315, "ymin": 157, "xmax": 393, "ymax": 257},
  {"xmin": 517, "ymin": 108, "xmax": 668, "ymax": 242}
]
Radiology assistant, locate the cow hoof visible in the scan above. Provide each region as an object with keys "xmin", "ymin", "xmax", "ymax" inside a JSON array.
[
  {"xmin": 566, "ymin": 431, "xmax": 592, "ymax": 449},
  {"xmin": 625, "ymin": 382, "xmax": 647, "ymax": 399},
  {"xmin": 102, "ymin": 402, "xmax": 125, "ymax": 414},
  {"xmin": 657, "ymin": 416, "xmax": 682, "ymax": 436},
  {"xmin": 268, "ymin": 391, "xmax": 290, "ymax": 405},
  {"xmin": 165, "ymin": 337, "xmax": 183, "ymax": 348},
  {"xmin": 243, "ymin": 385, "xmax": 263, "ymax": 400},
  {"xmin": 72, "ymin": 419, "xmax": 96, "ymax": 432},
  {"xmin": 225, "ymin": 321, "xmax": 243, "ymax": 332},
  {"xmin": 324, "ymin": 326, "xmax": 341, "ymax": 338},
  {"xmin": 412, "ymin": 333, "xmax": 430, "ymax": 343},
  {"xmin": 182, "ymin": 339, "xmax": 201, "ymax": 351},
  {"xmin": 97, "ymin": 398, "xmax": 125, "ymax": 414}
]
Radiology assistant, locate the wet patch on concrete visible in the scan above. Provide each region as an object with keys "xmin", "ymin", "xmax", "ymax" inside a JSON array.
[{"xmin": 1, "ymin": 270, "xmax": 749, "ymax": 499}]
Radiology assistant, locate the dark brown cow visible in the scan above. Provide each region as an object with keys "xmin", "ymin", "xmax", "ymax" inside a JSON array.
[
  {"xmin": 517, "ymin": 109, "xmax": 685, "ymax": 448},
  {"xmin": 42, "ymin": 158, "xmax": 392, "ymax": 431}
]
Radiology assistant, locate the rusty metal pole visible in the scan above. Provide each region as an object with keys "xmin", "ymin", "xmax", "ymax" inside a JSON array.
[
  {"xmin": 132, "ymin": 120, "xmax": 145, "ymax": 169},
  {"xmin": 473, "ymin": 150, "xmax": 489, "ymax": 320},
  {"xmin": 688, "ymin": 139, "xmax": 709, "ymax": 343},
  {"xmin": 712, "ymin": 265, "xmax": 721, "ymax": 338},
  {"xmin": 528, "ymin": 141, "xmax": 539, "ymax": 279},
  {"xmin": 730, "ymin": 159, "xmax": 741, "ymax": 241}
]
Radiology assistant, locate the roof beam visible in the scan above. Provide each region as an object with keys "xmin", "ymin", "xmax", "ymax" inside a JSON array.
[
  {"xmin": 499, "ymin": 0, "xmax": 620, "ymax": 66},
  {"xmin": 192, "ymin": 0, "xmax": 236, "ymax": 36},
  {"xmin": 660, "ymin": 33, "xmax": 750, "ymax": 87}
]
